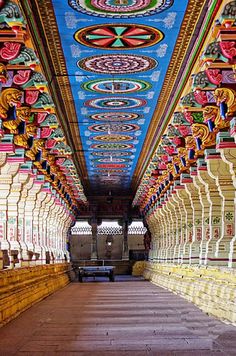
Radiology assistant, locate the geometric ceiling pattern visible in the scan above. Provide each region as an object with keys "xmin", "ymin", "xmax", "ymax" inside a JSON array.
[{"xmin": 52, "ymin": 0, "xmax": 188, "ymax": 194}]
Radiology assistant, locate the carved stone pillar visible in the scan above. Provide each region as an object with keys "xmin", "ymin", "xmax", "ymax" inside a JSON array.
[
  {"xmin": 0, "ymin": 157, "xmax": 20, "ymax": 268},
  {"xmin": 216, "ymin": 131, "xmax": 236, "ymax": 267},
  {"xmin": 146, "ymin": 212, "xmax": 158, "ymax": 261},
  {"xmin": 122, "ymin": 219, "xmax": 129, "ymax": 261},
  {"xmin": 193, "ymin": 162, "xmax": 211, "ymax": 265},
  {"xmin": 18, "ymin": 175, "xmax": 34, "ymax": 266},
  {"xmin": 162, "ymin": 195, "xmax": 172, "ymax": 262},
  {"xmin": 165, "ymin": 189, "xmax": 177, "ymax": 263},
  {"xmin": 154, "ymin": 205, "xmax": 165, "ymax": 261},
  {"xmin": 90, "ymin": 218, "xmax": 98, "ymax": 260},
  {"xmin": 8, "ymin": 163, "xmax": 30, "ymax": 268},
  {"xmin": 171, "ymin": 183, "xmax": 184, "ymax": 264},
  {"xmin": 176, "ymin": 178, "xmax": 193, "ymax": 264},
  {"xmin": 197, "ymin": 156, "xmax": 222, "ymax": 265},
  {"xmin": 185, "ymin": 167, "xmax": 203, "ymax": 264},
  {"xmin": 206, "ymin": 149, "xmax": 235, "ymax": 266},
  {"xmin": 25, "ymin": 174, "xmax": 44, "ymax": 266},
  {"xmin": 0, "ymin": 152, "xmax": 7, "ymax": 269}
]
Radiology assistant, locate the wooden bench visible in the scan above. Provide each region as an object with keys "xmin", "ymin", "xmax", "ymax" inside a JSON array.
[{"xmin": 77, "ymin": 266, "xmax": 115, "ymax": 282}]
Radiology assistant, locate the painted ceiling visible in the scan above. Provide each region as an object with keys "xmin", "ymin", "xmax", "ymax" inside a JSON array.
[{"xmin": 51, "ymin": 0, "xmax": 189, "ymax": 195}]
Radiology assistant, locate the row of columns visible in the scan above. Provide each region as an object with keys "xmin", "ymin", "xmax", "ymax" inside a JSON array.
[
  {"xmin": 147, "ymin": 126, "xmax": 236, "ymax": 267},
  {"xmin": 0, "ymin": 151, "xmax": 73, "ymax": 269}
]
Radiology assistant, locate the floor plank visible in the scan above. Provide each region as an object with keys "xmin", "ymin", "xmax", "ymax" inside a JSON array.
[{"xmin": 0, "ymin": 276, "xmax": 235, "ymax": 355}]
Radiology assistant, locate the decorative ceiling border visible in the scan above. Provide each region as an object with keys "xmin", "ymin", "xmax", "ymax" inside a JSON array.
[
  {"xmin": 131, "ymin": 0, "xmax": 213, "ymax": 190},
  {"xmin": 20, "ymin": 0, "xmax": 89, "ymax": 193}
]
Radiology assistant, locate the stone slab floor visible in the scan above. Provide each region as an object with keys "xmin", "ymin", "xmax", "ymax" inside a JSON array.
[{"xmin": 0, "ymin": 276, "xmax": 236, "ymax": 356}]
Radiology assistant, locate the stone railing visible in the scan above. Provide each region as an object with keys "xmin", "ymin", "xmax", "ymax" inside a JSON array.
[
  {"xmin": 144, "ymin": 262, "xmax": 236, "ymax": 325},
  {"xmin": 0, "ymin": 263, "xmax": 71, "ymax": 326}
]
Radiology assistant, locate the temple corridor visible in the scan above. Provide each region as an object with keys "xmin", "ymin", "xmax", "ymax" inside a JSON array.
[
  {"xmin": 0, "ymin": 277, "xmax": 236, "ymax": 355},
  {"xmin": 0, "ymin": 0, "xmax": 236, "ymax": 350}
]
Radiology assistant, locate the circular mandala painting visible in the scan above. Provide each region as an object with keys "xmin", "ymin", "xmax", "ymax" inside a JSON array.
[
  {"xmin": 93, "ymin": 157, "xmax": 130, "ymax": 163},
  {"xmin": 91, "ymin": 150, "xmax": 133, "ymax": 156},
  {"xmin": 88, "ymin": 123, "xmax": 140, "ymax": 132},
  {"xmin": 69, "ymin": 0, "xmax": 174, "ymax": 18},
  {"xmin": 78, "ymin": 54, "xmax": 157, "ymax": 74},
  {"xmin": 75, "ymin": 24, "xmax": 163, "ymax": 50},
  {"xmin": 82, "ymin": 78, "xmax": 151, "ymax": 94},
  {"xmin": 95, "ymin": 163, "xmax": 129, "ymax": 168},
  {"xmin": 91, "ymin": 143, "xmax": 134, "ymax": 150},
  {"xmin": 85, "ymin": 97, "xmax": 146, "ymax": 109},
  {"xmin": 92, "ymin": 134, "xmax": 133, "ymax": 142},
  {"xmin": 90, "ymin": 112, "xmax": 141, "ymax": 122},
  {"xmin": 94, "ymin": 169, "xmax": 126, "ymax": 174}
]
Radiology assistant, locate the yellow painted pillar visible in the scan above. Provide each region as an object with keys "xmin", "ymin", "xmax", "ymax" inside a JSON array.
[
  {"xmin": 146, "ymin": 214, "xmax": 158, "ymax": 261},
  {"xmin": 159, "ymin": 203, "xmax": 168, "ymax": 262},
  {"xmin": 154, "ymin": 205, "xmax": 164, "ymax": 261}
]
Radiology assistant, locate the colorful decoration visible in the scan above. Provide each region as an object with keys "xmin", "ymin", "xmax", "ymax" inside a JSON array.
[
  {"xmin": 92, "ymin": 134, "xmax": 133, "ymax": 142},
  {"xmin": 88, "ymin": 123, "xmax": 140, "ymax": 132},
  {"xmin": 78, "ymin": 54, "xmax": 157, "ymax": 74},
  {"xmin": 82, "ymin": 78, "xmax": 151, "ymax": 94},
  {"xmin": 68, "ymin": 0, "xmax": 174, "ymax": 18},
  {"xmin": 91, "ymin": 143, "xmax": 134, "ymax": 150},
  {"xmin": 74, "ymin": 24, "xmax": 163, "ymax": 49},
  {"xmin": 89, "ymin": 112, "xmax": 141, "ymax": 121},
  {"xmin": 91, "ymin": 150, "xmax": 133, "ymax": 157},
  {"xmin": 85, "ymin": 97, "xmax": 146, "ymax": 109},
  {"xmin": 52, "ymin": 0, "xmax": 188, "ymax": 190}
]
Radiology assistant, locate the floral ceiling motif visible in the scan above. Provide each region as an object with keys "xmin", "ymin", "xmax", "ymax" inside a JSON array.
[
  {"xmin": 68, "ymin": 0, "xmax": 174, "ymax": 18},
  {"xmin": 52, "ymin": 0, "xmax": 188, "ymax": 193}
]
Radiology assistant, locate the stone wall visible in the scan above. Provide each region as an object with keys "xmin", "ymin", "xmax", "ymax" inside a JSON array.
[
  {"xmin": 70, "ymin": 233, "xmax": 145, "ymax": 261},
  {"xmin": 0, "ymin": 263, "xmax": 71, "ymax": 326}
]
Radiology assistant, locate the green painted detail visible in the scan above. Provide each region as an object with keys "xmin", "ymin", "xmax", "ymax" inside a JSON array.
[
  {"xmin": 126, "ymin": 35, "xmax": 152, "ymax": 39},
  {"xmin": 225, "ymin": 212, "xmax": 233, "ymax": 221},
  {"xmin": 112, "ymin": 38, "xmax": 124, "ymax": 47},
  {"xmin": 86, "ymin": 35, "xmax": 112, "ymax": 39},
  {"xmin": 114, "ymin": 27, "xmax": 127, "ymax": 36}
]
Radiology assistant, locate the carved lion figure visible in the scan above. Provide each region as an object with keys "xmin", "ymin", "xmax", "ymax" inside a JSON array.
[{"xmin": 0, "ymin": 88, "xmax": 22, "ymax": 119}]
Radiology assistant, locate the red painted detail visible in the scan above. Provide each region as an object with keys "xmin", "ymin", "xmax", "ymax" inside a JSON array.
[
  {"xmin": 205, "ymin": 69, "xmax": 222, "ymax": 85},
  {"xmin": 0, "ymin": 42, "xmax": 21, "ymax": 60},
  {"xmin": 219, "ymin": 41, "xmax": 236, "ymax": 60},
  {"xmin": 40, "ymin": 127, "xmax": 53, "ymax": 138},
  {"xmin": 13, "ymin": 70, "xmax": 31, "ymax": 85},
  {"xmin": 37, "ymin": 112, "xmax": 48, "ymax": 124},
  {"xmin": 216, "ymin": 142, "xmax": 236, "ymax": 149},
  {"xmin": 25, "ymin": 90, "xmax": 39, "ymax": 105},
  {"xmin": 45, "ymin": 139, "xmax": 56, "ymax": 149}
]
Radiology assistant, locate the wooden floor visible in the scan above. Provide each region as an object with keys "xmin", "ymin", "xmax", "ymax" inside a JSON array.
[{"xmin": 0, "ymin": 276, "xmax": 236, "ymax": 355}]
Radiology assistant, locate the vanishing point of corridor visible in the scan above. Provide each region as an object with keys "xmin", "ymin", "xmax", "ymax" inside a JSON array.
[{"xmin": 0, "ymin": 277, "xmax": 236, "ymax": 355}]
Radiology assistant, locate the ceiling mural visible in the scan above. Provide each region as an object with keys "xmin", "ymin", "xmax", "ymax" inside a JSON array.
[{"xmin": 51, "ymin": 0, "xmax": 188, "ymax": 194}]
